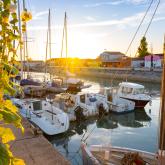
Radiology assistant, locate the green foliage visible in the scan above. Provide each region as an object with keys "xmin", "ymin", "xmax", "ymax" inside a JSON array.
[
  {"xmin": 137, "ymin": 36, "xmax": 149, "ymax": 57},
  {"xmin": 0, "ymin": 0, "xmax": 31, "ymax": 164}
]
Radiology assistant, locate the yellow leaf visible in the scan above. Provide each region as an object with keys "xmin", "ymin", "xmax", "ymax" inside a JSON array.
[
  {"xmin": 12, "ymin": 158, "xmax": 25, "ymax": 165},
  {"xmin": 21, "ymin": 11, "xmax": 32, "ymax": 22},
  {"xmin": 0, "ymin": 127, "xmax": 15, "ymax": 143},
  {"xmin": 2, "ymin": 17, "xmax": 9, "ymax": 24},
  {"xmin": 0, "ymin": 114, "xmax": 3, "ymax": 120},
  {"xmin": 4, "ymin": 100, "xmax": 18, "ymax": 113}
]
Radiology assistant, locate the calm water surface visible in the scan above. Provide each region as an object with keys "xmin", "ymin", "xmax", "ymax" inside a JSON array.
[{"xmin": 27, "ymin": 72, "xmax": 161, "ymax": 165}]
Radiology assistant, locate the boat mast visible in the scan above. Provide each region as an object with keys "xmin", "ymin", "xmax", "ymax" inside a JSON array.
[
  {"xmin": 61, "ymin": 12, "xmax": 68, "ymax": 74},
  {"xmin": 64, "ymin": 12, "xmax": 68, "ymax": 65},
  {"xmin": 17, "ymin": 0, "xmax": 23, "ymax": 79},
  {"xmin": 159, "ymin": 35, "xmax": 165, "ymax": 163},
  {"xmin": 45, "ymin": 9, "xmax": 51, "ymax": 80},
  {"xmin": 22, "ymin": 0, "xmax": 29, "ymax": 78},
  {"xmin": 48, "ymin": 9, "xmax": 51, "ymax": 80}
]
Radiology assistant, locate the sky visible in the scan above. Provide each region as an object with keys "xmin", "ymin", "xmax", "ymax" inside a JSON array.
[{"xmin": 21, "ymin": 0, "xmax": 165, "ymax": 60}]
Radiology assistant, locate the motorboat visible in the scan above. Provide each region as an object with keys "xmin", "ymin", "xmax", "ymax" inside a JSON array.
[
  {"xmin": 100, "ymin": 88, "xmax": 135, "ymax": 113},
  {"xmin": 81, "ymin": 143, "xmax": 157, "ymax": 165},
  {"xmin": 52, "ymin": 92, "xmax": 109, "ymax": 122},
  {"xmin": 22, "ymin": 77, "xmax": 66, "ymax": 97},
  {"xmin": 11, "ymin": 98, "xmax": 69, "ymax": 135},
  {"xmin": 117, "ymin": 82, "xmax": 151, "ymax": 108},
  {"xmin": 20, "ymin": 75, "xmax": 42, "ymax": 86},
  {"xmin": 46, "ymin": 77, "xmax": 90, "ymax": 93},
  {"xmin": 65, "ymin": 78, "xmax": 84, "ymax": 92}
]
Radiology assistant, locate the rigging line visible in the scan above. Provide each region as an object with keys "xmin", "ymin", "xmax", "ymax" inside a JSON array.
[
  {"xmin": 134, "ymin": 0, "xmax": 161, "ymax": 58},
  {"xmin": 125, "ymin": 0, "xmax": 154, "ymax": 56},
  {"xmin": 110, "ymin": 0, "xmax": 155, "ymax": 85},
  {"xmin": 81, "ymin": 111, "xmax": 108, "ymax": 142},
  {"xmin": 143, "ymin": 0, "xmax": 160, "ymax": 37},
  {"xmin": 125, "ymin": 0, "xmax": 161, "ymax": 81},
  {"xmin": 68, "ymin": 114, "xmax": 109, "ymax": 162}
]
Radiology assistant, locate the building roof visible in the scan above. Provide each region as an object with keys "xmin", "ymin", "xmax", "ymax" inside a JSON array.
[
  {"xmin": 131, "ymin": 57, "xmax": 144, "ymax": 61},
  {"xmin": 101, "ymin": 51, "xmax": 125, "ymax": 56},
  {"xmin": 154, "ymin": 53, "xmax": 163, "ymax": 56}
]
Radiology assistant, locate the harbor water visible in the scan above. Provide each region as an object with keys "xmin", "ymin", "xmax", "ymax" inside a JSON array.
[
  {"xmin": 43, "ymin": 74, "xmax": 161, "ymax": 165},
  {"xmin": 24, "ymin": 72, "xmax": 161, "ymax": 164}
]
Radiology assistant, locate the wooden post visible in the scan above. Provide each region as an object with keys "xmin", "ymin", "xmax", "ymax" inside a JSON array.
[{"xmin": 158, "ymin": 35, "xmax": 165, "ymax": 164}]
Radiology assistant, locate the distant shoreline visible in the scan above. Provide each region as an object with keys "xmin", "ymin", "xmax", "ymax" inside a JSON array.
[{"xmin": 47, "ymin": 67, "xmax": 162, "ymax": 84}]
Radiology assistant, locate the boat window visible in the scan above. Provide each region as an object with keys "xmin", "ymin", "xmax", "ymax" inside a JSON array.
[
  {"xmin": 121, "ymin": 87, "xmax": 133, "ymax": 94},
  {"xmin": 133, "ymin": 88, "xmax": 144, "ymax": 94},
  {"xmin": 80, "ymin": 94, "xmax": 85, "ymax": 103},
  {"xmin": 33, "ymin": 101, "xmax": 42, "ymax": 111},
  {"xmin": 15, "ymin": 103, "xmax": 22, "ymax": 109}
]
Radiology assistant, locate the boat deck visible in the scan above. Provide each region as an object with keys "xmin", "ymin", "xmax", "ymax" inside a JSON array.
[
  {"xmin": 7, "ymin": 118, "xmax": 70, "ymax": 165},
  {"xmin": 92, "ymin": 151, "xmax": 157, "ymax": 165}
]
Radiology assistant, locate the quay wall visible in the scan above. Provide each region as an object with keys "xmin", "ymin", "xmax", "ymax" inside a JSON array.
[{"xmin": 48, "ymin": 66, "xmax": 162, "ymax": 83}]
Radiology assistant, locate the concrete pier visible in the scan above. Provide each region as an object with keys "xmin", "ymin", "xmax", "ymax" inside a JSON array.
[{"xmin": 9, "ymin": 118, "xmax": 70, "ymax": 165}]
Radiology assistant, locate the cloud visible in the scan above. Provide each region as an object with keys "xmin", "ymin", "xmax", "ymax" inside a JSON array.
[
  {"xmin": 84, "ymin": 16, "xmax": 96, "ymax": 21},
  {"xmin": 84, "ymin": 1, "xmax": 124, "ymax": 7},
  {"xmin": 32, "ymin": 10, "xmax": 49, "ymax": 20},
  {"xmin": 69, "ymin": 12, "xmax": 145, "ymax": 28},
  {"xmin": 28, "ymin": 12, "xmax": 143, "ymax": 31},
  {"xmin": 84, "ymin": 0, "xmax": 148, "ymax": 8},
  {"xmin": 28, "ymin": 11, "xmax": 164, "ymax": 31}
]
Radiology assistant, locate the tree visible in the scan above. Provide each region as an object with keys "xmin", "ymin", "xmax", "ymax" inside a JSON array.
[
  {"xmin": 137, "ymin": 36, "xmax": 149, "ymax": 57},
  {"xmin": 0, "ymin": 0, "xmax": 31, "ymax": 164}
]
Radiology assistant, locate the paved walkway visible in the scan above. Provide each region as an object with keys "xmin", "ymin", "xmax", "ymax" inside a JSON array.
[{"xmin": 9, "ymin": 118, "xmax": 70, "ymax": 165}]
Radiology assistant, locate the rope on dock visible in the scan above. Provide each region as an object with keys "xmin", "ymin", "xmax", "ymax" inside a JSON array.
[{"xmin": 121, "ymin": 152, "xmax": 146, "ymax": 165}]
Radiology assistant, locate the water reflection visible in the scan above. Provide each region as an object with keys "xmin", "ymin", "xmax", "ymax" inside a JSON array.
[
  {"xmin": 46, "ymin": 109, "xmax": 152, "ymax": 164},
  {"xmin": 97, "ymin": 110, "xmax": 151, "ymax": 129},
  {"xmin": 27, "ymin": 72, "xmax": 159, "ymax": 164}
]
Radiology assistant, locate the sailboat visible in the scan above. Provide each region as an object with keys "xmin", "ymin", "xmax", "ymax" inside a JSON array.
[
  {"xmin": 11, "ymin": 98, "xmax": 70, "ymax": 135},
  {"xmin": 59, "ymin": 12, "xmax": 91, "ymax": 92},
  {"xmin": 81, "ymin": 38, "xmax": 165, "ymax": 165},
  {"xmin": 21, "ymin": 9, "xmax": 66, "ymax": 97}
]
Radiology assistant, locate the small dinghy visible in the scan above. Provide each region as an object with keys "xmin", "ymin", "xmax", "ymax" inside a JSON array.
[{"xmin": 12, "ymin": 98, "xmax": 69, "ymax": 135}]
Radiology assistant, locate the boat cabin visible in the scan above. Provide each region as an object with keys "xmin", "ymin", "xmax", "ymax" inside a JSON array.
[{"xmin": 118, "ymin": 82, "xmax": 145, "ymax": 95}]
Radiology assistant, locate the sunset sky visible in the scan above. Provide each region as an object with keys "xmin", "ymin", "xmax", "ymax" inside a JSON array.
[{"xmin": 22, "ymin": 0, "xmax": 165, "ymax": 60}]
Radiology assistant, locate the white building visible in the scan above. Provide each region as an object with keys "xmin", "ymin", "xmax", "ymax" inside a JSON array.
[
  {"xmin": 100, "ymin": 51, "xmax": 125, "ymax": 62},
  {"xmin": 144, "ymin": 55, "xmax": 162, "ymax": 68}
]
